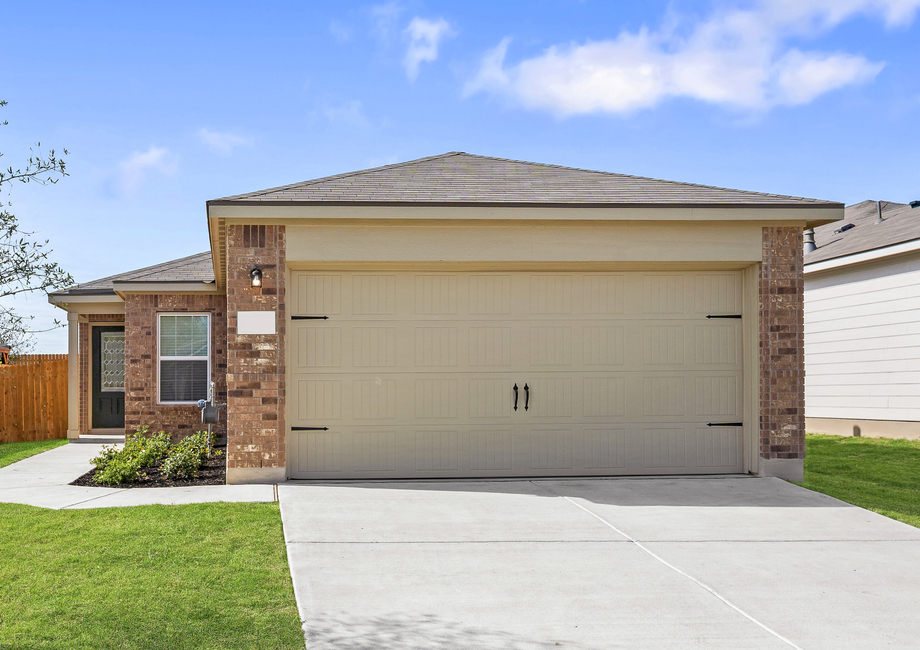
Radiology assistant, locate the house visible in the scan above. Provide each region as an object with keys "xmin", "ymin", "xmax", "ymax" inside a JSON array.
[
  {"xmin": 49, "ymin": 152, "xmax": 840, "ymax": 483},
  {"xmin": 805, "ymin": 199, "xmax": 920, "ymax": 439}
]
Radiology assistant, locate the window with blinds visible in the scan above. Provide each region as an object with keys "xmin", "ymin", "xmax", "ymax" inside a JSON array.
[{"xmin": 158, "ymin": 314, "xmax": 210, "ymax": 403}]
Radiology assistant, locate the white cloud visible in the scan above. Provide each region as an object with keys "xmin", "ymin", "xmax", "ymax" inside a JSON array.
[
  {"xmin": 329, "ymin": 20, "xmax": 352, "ymax": 43},
  {"xmin": 320, "ymin": 100, "xmax": 370, "ymax": 127},
  {"xmin": 403, "ymin": 17, "xmax": 454, "ymax": 80},
  {"xmin": 464, "ymin": 0, "xmax": 917, "ymax": 115},
  {"xmin": 197, "ymin": 128, "xmax": 250, "ymax": 156},
  {"xmin": 369, "ymin": 2, "xmax": 403, "ymax": 42},
  {"xmin": 115, "ymin": 146, "xmax": 177, "ymax": 197}
]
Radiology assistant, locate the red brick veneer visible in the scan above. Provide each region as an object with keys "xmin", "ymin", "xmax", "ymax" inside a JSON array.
[
  {"xmin": 759, "ymin": 226, "xmax": 805, "ymax": 462},
  {"xmin": 123, "ymin": 295, "xmax": 227, "ymax": 439},
  {"xmin": 225, "ymin": 225, "xmax": 286, "ymax": 475}
]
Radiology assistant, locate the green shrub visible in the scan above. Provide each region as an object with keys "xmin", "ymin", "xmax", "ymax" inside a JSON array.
[
  {"xmin": 90, "ymin": 444, "xmax": 119, "ymax": 470},
  {"xmin": 91, "ymin": 426, "xmax": 173, "ymax": 485},
  {"xmin": 93, "ymin": 455, "xmax": 140, "ymax": 484},
  {"xmin": 160, "ymin": 431, "xmax": 214, "ymax": 480}
]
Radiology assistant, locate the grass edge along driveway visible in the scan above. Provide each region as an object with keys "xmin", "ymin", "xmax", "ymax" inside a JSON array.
[
  {"xmin": 799, "ymin": 433, "xmax": 920, "ymax": 529},
  {"xmin": 0, "ymin": 438, "xmax": 69, "ymax": 469},
  {"xmin": 0, "ymin": 502, "xmax": 304, "ymax": 650}
]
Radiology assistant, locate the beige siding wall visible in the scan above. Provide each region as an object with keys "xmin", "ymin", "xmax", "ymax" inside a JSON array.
[
  {"xmin": 285, "ymin": 221, "xmax": 765, "ymax": 265},
  {"xmin": 805, "ymin": 252, "xmax": 920, "ymax": 421}
]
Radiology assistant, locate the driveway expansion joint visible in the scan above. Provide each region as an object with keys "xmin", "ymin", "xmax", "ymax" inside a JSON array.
[{"xmin": 535, "ymin": 482, "xmax": 805, "ymax": 650}]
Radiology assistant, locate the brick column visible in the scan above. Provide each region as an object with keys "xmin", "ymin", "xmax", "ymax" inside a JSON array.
[
  {"xmin": 225, "ymin": 224, "xmax": 286, "ymax": 484},
  {"xmin": 759, "ymin": 226, "xmax": 805, "ymax": 481}
]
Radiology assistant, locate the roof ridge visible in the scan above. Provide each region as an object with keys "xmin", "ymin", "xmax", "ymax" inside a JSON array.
[
  {"xmin": 209, "ymin": 151, "xmax": 839, "ymax": 206},
  {"xmin": 71, "ymin": 251, "xmax": 211, "ymax": 288},
  {"xmin": 120, "ymin": 251, "xmax": 213, "ymax": 281},
  {"xmin": 452, "ymin": 152, "xmax": 816, "ymax": 202},
  {"xmin": 216, "ymin": 153, "xmax": 464, "ymax": 201}
]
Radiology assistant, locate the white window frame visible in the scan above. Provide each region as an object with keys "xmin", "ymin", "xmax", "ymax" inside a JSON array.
[{"xmin": 157, "ymin": 312, "xmax": 211, "ymax": 405}]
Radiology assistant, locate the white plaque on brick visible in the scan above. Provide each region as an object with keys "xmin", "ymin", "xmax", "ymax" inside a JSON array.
[{"xmin": 237, "ymin": 310, "xmax": 276, "ymax": 335}]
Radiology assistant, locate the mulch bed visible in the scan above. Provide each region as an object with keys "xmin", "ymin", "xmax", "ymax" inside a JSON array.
[{"xmin": 70, "ymin": 450, "xmax": 226, "ymax": 488}]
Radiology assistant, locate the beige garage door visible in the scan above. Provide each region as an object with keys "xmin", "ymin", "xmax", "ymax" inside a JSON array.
[{"xmin": 288, "ymin": 270, "xmax": 744, "ymax": 479}]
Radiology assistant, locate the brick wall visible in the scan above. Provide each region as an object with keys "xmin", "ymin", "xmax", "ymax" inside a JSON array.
[
  {"xmin": 225, "ymin": 225, "xmax": 286, "ymax": 478},
  {"xmin": 759, "ymin": 226, "xmax": 805, "ymax": 461},
  {"xmin": 78, "ymin": 314, "xmax": 125, "ymax": 434},
  {"xmin": 123, "ymin": 294, "xmax": 227, "ymax": 439}
]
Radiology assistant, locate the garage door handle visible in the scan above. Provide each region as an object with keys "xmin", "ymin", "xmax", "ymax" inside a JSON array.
[
  {"xmin": 707, "ymin": 422, "xmax": 742, "ymax": 427},
  {"xmin": 524, "ymin": 384, "xmax": 529, "ymax": 411},
  {"xmin": 706, "ymin": 315, "xmax": 741, "ymax": 319},
  {"xmin": 513, "ymin": 384, "xmax": 518, "ymax": 411},
  {"xmin": 292, "ymin": 426, "xmax": 329, "ymax": 431}
]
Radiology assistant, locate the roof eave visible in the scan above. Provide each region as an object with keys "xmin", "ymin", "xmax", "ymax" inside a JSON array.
[
  {"xmin": 206, "ymin": 199, "xmax": 843, "ymax": 209},
  {"xmin": 805, "ymin": 237, "xmax": 920, "ymax": 275}
]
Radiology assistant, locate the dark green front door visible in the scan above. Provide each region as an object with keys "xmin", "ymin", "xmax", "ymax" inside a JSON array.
[{"xmin": 92, "ymin": 325, "xmax": 125, "ymax": 429}]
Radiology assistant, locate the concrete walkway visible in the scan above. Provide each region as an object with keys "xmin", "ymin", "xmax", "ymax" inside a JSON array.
[
  {"xmin": 0, "ymin": 443, "xmax": 274, "ymax": 509},
  {"xmin": 279, "ymin": 477, "xmax": 920, "ymax": 650}
]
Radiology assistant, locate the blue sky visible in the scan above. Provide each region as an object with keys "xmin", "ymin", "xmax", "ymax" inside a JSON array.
[{"xmin": 2, "ymin": 0, "xmax": 919, "ymax": 352}]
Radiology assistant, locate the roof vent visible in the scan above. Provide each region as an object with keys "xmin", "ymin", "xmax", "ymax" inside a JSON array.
[
  {"xmin": 833, "ymin": 223, "xmax": 856, "ymax": 235},
  {"xmin": 911, "ymin": 200, "xmax": 920, "ymax": 209}
]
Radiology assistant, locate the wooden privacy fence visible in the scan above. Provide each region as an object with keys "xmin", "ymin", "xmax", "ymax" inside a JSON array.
[{"xmin": 0, "ymin": 354, "xmax": 68, "ymax": 443}]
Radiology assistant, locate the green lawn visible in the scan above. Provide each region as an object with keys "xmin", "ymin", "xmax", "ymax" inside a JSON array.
[
  {"xmin": 800, "ymin": 434, "xmax": 920, "ymax": 528},
  {"xmin": 0, "ymin": 502, "xmax": 304, "ymax": 650},
  {"xmin": 0, "ymin": 439, "xmax": 69, "ymax": 469}
]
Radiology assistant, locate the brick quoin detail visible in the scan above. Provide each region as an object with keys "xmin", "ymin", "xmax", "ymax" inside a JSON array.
[
  {"xmin": 226, "ymin": 225, "xmax": 286, "ymax": 472},
  {"xmin": 124, "ymin": 294, "xmax": 228, "ymax": 440},
  {"xmin": 78, "ymin": 314, "xmax": 125, "ymax": 435},
  {"xmin": 759, "ymin": 226, "xmax": 805, "ymax": 461}
]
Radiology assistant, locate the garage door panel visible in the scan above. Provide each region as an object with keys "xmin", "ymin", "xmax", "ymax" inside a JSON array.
[
  {"xmin": 529, "ymin": 326, "xmax": 573, "ymax": 367},
  {"xmin": 468, "ymin": 377, "xmax": 516, "ymax": 419},
  {"xmin": 414, "ymin": 378, "xmax": 459, "ymax": 419},
  {"xmin": 469, "ymin": 274, "xmax": 513, "ymax": 315},
  {"xmin": 584, "ymin": 275, "xmax": 626, "ymax": 314},
  {"xmin": 641, "ymin": 376, "xmax": 687, "ymax": 417},
  {"xmin": 642, "ymin": 274, "xmax": 685, "ymax": 315},
  {"xmin": 694, "ymin": 426, "xmax": 743, "ymax": 470},
  {"xmin": 529, "ymin": 275, "xmax": 573, "ymax": 314},
  {"xmin": 584, "ymin": 428, "xmax": 628, "ymax": 469},
  {"xmin": 694, "ymin": 375, "xmax": 742, "ymax": 418},
  {"xmin": 289, "ymin": 270, "xmax": 746, "ymax": 479},
  {"xmin": 694, "ymin": 273, "xmax": 741, "ymax": 315},
  {"xmin": 293, "ymin": 273, "xmax": 342, "ymax": 316},
  {"xmin": 640, "ymin": 426, "xmax": 689, "ymax": 470},
  {"xmin": 469, "ymin": 429, "xmax": 514, "ymax": 471},
  {"xmin": 414, "ymin": 326, "xmax": 460, "ymax": 367},
  {"xmin": 352, "ymin": 275, "xmax": 396, "ymax": 315},
  {"xmin": 296, "ymin": 378, "xmax": 343, "ymax": 421},
  {"xmin": 414, "ymin": 275, "xmax": 459, "ymax": 315},
  {"xmin": 469, "ymin": 326, "xmax": 513, "ymax": 367},
  {"xmin": 582, "ymin": 325, "xmax": 625, "ymax": 366},
  {"xmin": 295, "ymin": 325, "xmax": 342, "ymax": 369},
  {"xmin": 694, "ymin": 322, "xmax": 742, "ymax": 366},
  {"xmin": 583, "ymin": 376, "xmax": 627, "ymax": 418}
]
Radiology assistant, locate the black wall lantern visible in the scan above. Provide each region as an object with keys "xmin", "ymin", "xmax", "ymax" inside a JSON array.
[{"xmin": 250, "ymin": 267, "xmax": 263, "ymax": 288}]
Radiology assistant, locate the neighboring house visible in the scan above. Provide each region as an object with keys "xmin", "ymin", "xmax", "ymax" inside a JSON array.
[
  {"xmin": 49, "ymin": 152, "xmax": 840, "ymax": 483},
  {"xmin": 805, "ymin": 199, "xmax": 920, "ymax": 439}
]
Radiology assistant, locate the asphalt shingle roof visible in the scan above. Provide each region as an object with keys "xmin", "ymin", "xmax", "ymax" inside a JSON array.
[
  {"xmin": 53, "ymin": 252, "xmax": 214, "ymax": 295},
  {"xmin": 211, "ymin": 152, "xmax": 838, "ymax": 207},
  {"xmin": 806, "ymin": 200, "xmax": 920, "ymax": 264}
]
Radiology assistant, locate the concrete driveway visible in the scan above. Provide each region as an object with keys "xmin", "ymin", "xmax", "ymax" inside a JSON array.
[{"xmin": 279, "ymin": 477, "xmax": 920, "ymax": 650}]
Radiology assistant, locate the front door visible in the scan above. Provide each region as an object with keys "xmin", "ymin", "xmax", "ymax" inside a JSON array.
[{"xmin": 92, "ymin": 325, "xmax": 125, "ymax": 429}]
